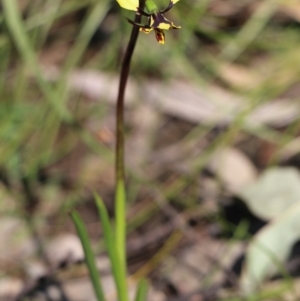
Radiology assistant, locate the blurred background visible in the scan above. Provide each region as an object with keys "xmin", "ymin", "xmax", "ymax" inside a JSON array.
[{"xmin": 2, "ymin": 0, "xmax": 300, "ymax": 300}]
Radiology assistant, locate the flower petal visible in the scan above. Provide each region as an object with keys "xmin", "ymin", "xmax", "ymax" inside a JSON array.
[
  {"xmin": 154, "ymin": 29, "xmax": 165, "ymax": 44},
  {"xmin": 116, "ymin": 0, "xmax": 138, "ymax": 11},
  {"xmin": 152, "ymin": 13, "xmax": 181, "ymax": 30},
  {"xmin": 157, "ymin": 22, "xmax": 172, "ymax": 30},
  {"xmin": 140, "ymin": 27, "xmax": 153, "ymax": 34},
  {"xmin": 159, "ymin": 0, "xmax": 181, "ymax": 13}
]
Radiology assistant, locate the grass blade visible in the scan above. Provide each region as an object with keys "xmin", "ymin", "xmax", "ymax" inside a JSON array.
[
  {"xmin": 95, "ymin": 193, "xmax": 129, "ymax": 301},
  {"xmin": 3, "ymin": 0, "xmax": 71, "ymax": 122},
  {"xmin": 71, "ymin": 211, "xmax": 106, "ymax": 301},
  {"xmin": 134, "ymin": 279, "xmax": 148, "ymax": 301}
]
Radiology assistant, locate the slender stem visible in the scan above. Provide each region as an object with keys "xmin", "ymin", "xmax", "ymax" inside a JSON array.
[
  {"xmin": 115, "ymin": 0, "xmax": 145, "ymax": 284},
  {"xmin": 116, "ymin": 11, "xmax": 143, "ymax": 184}
]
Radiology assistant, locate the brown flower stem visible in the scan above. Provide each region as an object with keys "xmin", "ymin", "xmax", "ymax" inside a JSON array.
[
  {"xmin": 115, "ymin": 0, "xmax": 145, "ymax": 273},
  {"xmin": 116, "ymin": 9, "xmax": 143, "ymax": 183}
]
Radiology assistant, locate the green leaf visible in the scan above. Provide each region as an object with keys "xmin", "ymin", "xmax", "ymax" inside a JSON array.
[
  {"xmin": 71, "ymin": 211, "xmax": 106, "ymax": 301},
  {"xmin": 241, "ymin": 202, "xmax": 300, "ymax": 294},
  {"xmin": 134, "ymin": 279, "xmax": 149, "ymax": 301},
  {"xmin": 95, "ymin": 193, "xmax": 129, "ymax": 301}
]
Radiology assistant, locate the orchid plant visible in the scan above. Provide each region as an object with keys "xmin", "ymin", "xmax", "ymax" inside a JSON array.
[
  {"xmin": 118, "ymin": 0, "xmax": 181, "ymax": 44},
  {"xmin": 72, "ymin": 1, "xmax": 181, "ymax": 301}
]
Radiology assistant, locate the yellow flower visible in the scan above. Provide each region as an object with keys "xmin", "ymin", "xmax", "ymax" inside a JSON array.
[{"xmin": 117, "ymin": 0, "xmax": 181, "ymax": 44}]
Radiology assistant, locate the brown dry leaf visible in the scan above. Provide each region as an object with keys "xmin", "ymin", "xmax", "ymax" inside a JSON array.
[
  {"xmin": 209, "ymin": 147, "xmax": 258, "ymax": 194},
  {"xmin": 246, "ymin": 99, "xmax": 300, "ymax": 127},
  {"xmin": 0, "ymin": 278, "xmax": 23, "ymax": 300},
  {"xmin": 165, "ymin": 238, "xmax": 243, "ymax": 294},
  {"xmin": 63, "ymin": 275, "xmax": 166, "ymax": 301},
  {"xmin": 209, "ymin": 0, "xmax": 243, "ymax": 17},
  {"xmin": 64, "ymin": 277, "xmax": 103, "ymax": 301},
  {"xmin": 45, "ymin": 69, "xmax": 300, "ymax": 127},
  {"xmin": 218, "ymin": 63, "xmax": 260, "ymax": 89},
  {"xmin": 280, "ymin": 2, "xmax": 300, "ymax": 22},
  {"xmin": 25, "ymin": 260, "xmax": 48, "ymax": 281},
  {"xmin": 46, "ymin": 233, "xmax": 84, "ymax": 268}
]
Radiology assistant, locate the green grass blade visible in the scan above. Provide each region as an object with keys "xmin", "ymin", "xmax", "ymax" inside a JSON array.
[
  {"xmin": 3, "ymin": 0, "xmax": 71, "ymax": 122},
  {"xmin": 95, "ymin": 193, "xmax": 129, "ymax": 301},
  {"xmin": 56, "ymin": 0, "xmax": 111, "ymax": 100},
  {"xmin": 71, "ymin": 211, "xmax": 106, "ymax": 301},
  {"xmin": 115, "ymin": 179, "xmax": 126, "ymax": 270},
  {"xmin": 134, "ymin": 279, "xmax": 148, "ymax": 301}
]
